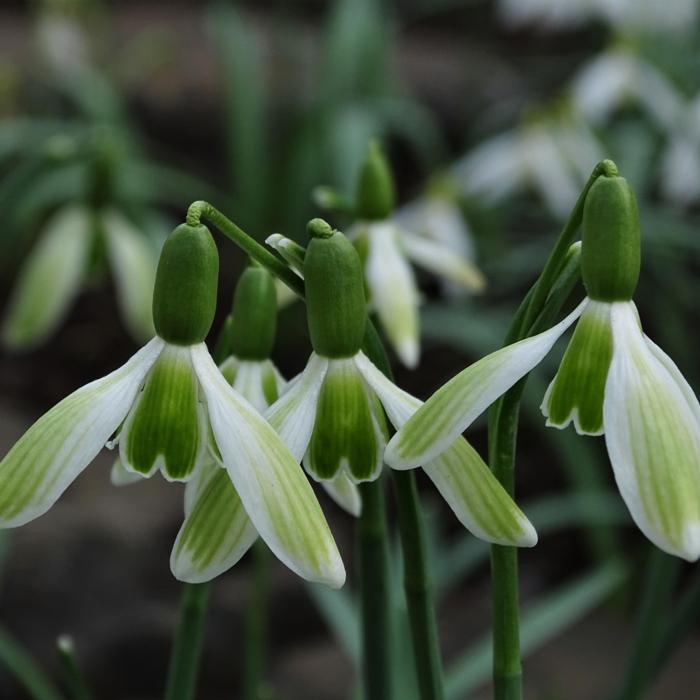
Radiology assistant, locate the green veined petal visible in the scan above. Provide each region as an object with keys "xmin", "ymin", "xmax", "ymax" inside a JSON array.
[
  {"xmin": 171, "ymin": 462, "xmax": 258, "ymax": 583},
  {"xmin": 120, "ymin": 343, "xmax": 206, "ymax": 482},
  {"xmin": 604, "ymin": 301, "xmax": 700, "ymax": 561},
  {"xmin": 542, "ymin": 300, "xmax": 613, "ymax": 435},
  {"xmin": 3, "ymin": 205, "xmax": 91, "ymax": 350},
  {"xmin": 306, "ymin": 358, "xmax": 384, "ymax": 482},
  {"xmin": 192, "ymin": 344, "xmax": 345, "ymax": 588},
  {"xmin": 354, "ymin": 351, "xmax": 536, "ymax": 546},
  {"xmin": 0, "ymin": 338, "xmax": 164, "ymax": 525},
  {"xmin": 103, "ymin": 210, "xmax": 157, "ymax": 343},
  {"xmin": 385, "ymin": 300, "xmax": 588, "ymax": 469}
]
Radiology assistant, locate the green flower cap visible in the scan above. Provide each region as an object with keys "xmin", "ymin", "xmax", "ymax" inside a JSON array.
[
  {"xmin": 230, "ymin": 264, "xmax": 277, "ymax": 360},
  {"xmin": 152, "ymin": 223, "xmax": 219, "ymax": 345},
  {"xmin": 304, "ymin": 219, "xmax": 367, "ymax": 358},
  {"xmin": 356, "ymin": 141, "xmax": 396, "ymax": 220},
  {"xmin": 581, "ymin": 173, "xmax": 640, "ymax": 302}
]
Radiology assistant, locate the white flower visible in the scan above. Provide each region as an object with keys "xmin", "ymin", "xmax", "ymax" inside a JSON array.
[
  {"xmin": 454, "ymin": 112, "xmax": 605, "ymax": 220},
  {"xmin": 266, "ymin": 350, "xmax": 537, "ymax": 547},
  {"xmin": 0, "ymin": 335, "xmax": 345, "ymax": 588}
]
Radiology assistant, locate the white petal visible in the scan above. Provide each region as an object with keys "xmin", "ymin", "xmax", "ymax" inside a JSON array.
[
  {"xmin": 354, "ymin": 352, "xmax": 536, "ymax": 545},
  {"xmin": 191, "ymin": 345, "xmax": 345, "ymax": 587},
  {"xmin": 3, "ymin": 205, "xmax": 91, "ymax": 350},
  {"xmin": 110, "ymin": 457, "xmax": 144, "ymax": 487},
  {"xmin": 265, "ymin": 354, "xmax": 329, "ymax": 462},
  {"xmin": 232, "ymin": 361, "xmax": 268, "ymax": 413},
  {"xmin": 0, "ymin": 337, "xmax": 164, "ymax": 526},
  {"xmin": 321, "ymin": 473, "xmax": 362, "ymax": 517},
  {"xmin": 604, "ymin": 302, "xmax": 700, "ymax": 561},
  {"xmin": 103, "ymin": 210, "xmax": 157, "ymax": 342},
  {"xmin": 365, "ymin": 222, "xmax": 420, "ymax": 368},
  {"xmin": 171, "ymin": 462, "xmax": 258, "ymax": 583},
  {"xmin": 385, "ymin": 300, "xmax": 588, "ymax": 468}
]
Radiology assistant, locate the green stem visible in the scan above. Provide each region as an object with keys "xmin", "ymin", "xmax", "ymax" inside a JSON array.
[
  {"xmin": 613, "ymin": 547, "xmax": 680, "ymax": 700},
  {"xmin": 164, "ymin": 583, "xmax": 210, "ymax": 700},
  {"xmin": 244, "ymin": 541, "xmax": 271, "ymax": 700},
  {"xmin": 56, "ymin": 636, "xmax": 91, "ymax": 700},
  {"xmin": 486, "ymin": 161, "xmax": 614, "ymax": 700},
  {"xmin": 357, "ymin": 480, "xmax": 392, "ymax": 700},
  {"xmin": 393, "ymin": 471, "xmax": 445, "ymax": 700}
]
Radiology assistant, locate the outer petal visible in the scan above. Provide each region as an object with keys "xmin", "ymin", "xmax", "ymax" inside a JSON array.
[
  {"xmin": 103, "ymin": 210, "xmax": 157, "ymax": 343},
  {"xmin": 171, "ymin": 462, "xmax": 258, "ymax": 583},
  {"xmin": 321, "ymin": 473, "xmax": 362, "ymax": 517},
  {"xmin": 604, "ymin": 302, "xmax": 700, "ymax": 561},
  {"xmin": 265, "ymin": 234, "xmax": 305, "ymax": 276},
  {"xmin": 354, "ymin": 352, "xmax": 536, "ymax": 546},
  {"xmin": 365, "ymin": 222, "xmax": 420, "ymax": 368},
  {"xmin": 385, "ymin": 300, "xmax": 588, "ymax": 468},
  {"xmin": 265, "ymin": 354, "xmax": 328, "ymax": 462},
  {"xmin": 3, "ymin": 205, "xmax": 90, "ymax": 350},
  {"xmin": 0, "ymin": 337, "xmax": 164, "ymax": 526},
  {"xmin": 191, "ymin": 345, "xmax": 345, "ymax": 588},
  {"xmin": 401, "ymin": 229, "xmax": 486, "ymax": 292}
]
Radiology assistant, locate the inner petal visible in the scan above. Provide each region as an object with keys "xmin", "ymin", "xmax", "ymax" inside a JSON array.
[
  {"xmin": 306, "ymin": 358, "xmax": 383, "ymax": 482},
  {"xmin": 120, "ymin": 344, "xmax": 206, "ymax": 481}
]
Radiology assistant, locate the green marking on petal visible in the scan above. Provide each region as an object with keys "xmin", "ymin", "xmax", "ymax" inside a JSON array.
[
  {"xmin": 219, "ymin": 356, "xmax": 238, "ymax": 385},
  {"xmin": 121, "ymin": 344, "xmax": 205, "ymax": 481},
  {"xmin": 307, "ymin": 358, "xmax": 382, "ymax": 482},
  {"xmin": 171, "ymin": 463, "xmax": 258, "ymax": 582},
  {"xmin": 542, "ymin": 300, "xmax": 612, "ymax": 436},
  {"xmin": 261, "ymin": 360, "xmax": 281, "ymax": 406}
]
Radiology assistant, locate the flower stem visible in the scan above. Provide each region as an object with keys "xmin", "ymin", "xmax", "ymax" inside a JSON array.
[
  {"xmin": 164, "ymin": 583, "xmax": 210, "ymax": 700},
  {"xmin": 487, "ymin": 162, "xmax": 613, "ymax": 700},
  {"xmin": 357, "ymin": 479, "xmax": 392, "ymax": 700},
  {"xmin": 243, "ymin": 541, "xmax": 271, "ymax": 700}
]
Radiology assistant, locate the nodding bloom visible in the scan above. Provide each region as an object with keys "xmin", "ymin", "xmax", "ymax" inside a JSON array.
[
  {"xmin": 3, "ymin": 204, "xmax": 158, "ymax": 350},
  {"xmin": 266, "ymin": 219, "xmax": 537, "ymax": 548},
  {"xmin": 350, "ymin": 142, "xmax": 485, "ymax": 369},
  {"xmin": 0, "ymin": 223, "xmax": 345, "ymax": 588},
  {"xmin": 453, "ymin": 106, "xmax": 604, "ymax": 221},
  {"xmin": 388, "ymin": 171, "xmax": 700, "ymax": 561}
]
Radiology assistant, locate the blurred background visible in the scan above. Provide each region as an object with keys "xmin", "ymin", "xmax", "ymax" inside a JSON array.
[{"xmin": 1, "ymin": 1, "xmax": 700, "ymax": 698}]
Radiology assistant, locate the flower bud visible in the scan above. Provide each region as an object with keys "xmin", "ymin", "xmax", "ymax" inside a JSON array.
[
  {"xmin": 356, "ymin": 141, "xmax": 396, "ymax": 220},
  {"xmin": 581, "ymin": 175, "xmax": 640, "ymax": 302},
  {"xmin": 230, "ymin": 264, "xmax": 277, "ymax": 360},
  {"xmin": 153, "ymin": 223, "xmax": 219, "ymax": 345},
  {"xmin": 304, "ymin": 219, "xmax": 367, "ymax": 358}
]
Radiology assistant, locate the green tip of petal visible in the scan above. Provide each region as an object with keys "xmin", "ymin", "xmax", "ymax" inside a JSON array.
[{"xmin": 542, "ymin": 301, "xmax": 612, "ymax": 436}]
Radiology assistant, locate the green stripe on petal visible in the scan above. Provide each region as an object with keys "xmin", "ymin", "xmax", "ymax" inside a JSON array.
[
  {"xmin": 365, "ymin": 222, "xmax": 420, "ymax": 368},
  {"xmin": 191, "ymin": 344, "xmax": 345, "ymax": 588},
  {"xmin": 307, "ymin": 358, "xmax": 383, "ymax": 482},
  {"xmin": 604, "ymin": 301, "xmax": 700, "ymax": 561},
  {"xmin": 219, "ymin": 356, "xmax": 239, "ymax": 385},
  {"xmin": 266, "ymin": 354, "xmax": 328, "ymax": 462},
  {"xmin": 542, "ymin": 300, "xmax": 612, "ymax": 436},
  {"xmin": 0, "ymin": 338, "xmax": 164, "ymax": 526},
  {"xmin": 120, "ymin": 344, "xmax": 206, "ymax": 482},
  {"xmin": 171, "ymin": 462, "xmax": 258, "ymax": 583},
  {"xmin": 354, "ymin": 351, "xmax": 536, "ymax": 545},
  {"xmin": 3, "ymin": 205, "xmax": 91, "ymax": 350},
  {"xmin": 385, "ymin": 300, "xmax": 588, "ymax": 469}
]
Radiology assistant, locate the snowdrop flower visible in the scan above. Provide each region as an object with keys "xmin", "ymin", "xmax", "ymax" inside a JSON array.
[
  {"xmin": 571, "ymin": 46, "xmax": 684, "ymax": 131},
  {"xmin": 266, "ymin": 219, "xmax": 537, "ymax": 547},
  {"xmin": 0, "ymin": 222, "xmax": 344, "ymax": 587},
  {"xmin": 388, "ymin": 172, "xmax": 700, "ymax": 560},
  {"xmin": 454, "ymin": 108, "xmax": 605, "ymax": 220},
  {"xmin": 3, "ymin": 205, "xmax": 157, "ymax": 350},
  {"xmin": 498, "ymin": 0, "xmax": 596, "ymax": 30},
  {"xmin": 352, "ymin": 143, "xmax": 486, "ymax": 368}
]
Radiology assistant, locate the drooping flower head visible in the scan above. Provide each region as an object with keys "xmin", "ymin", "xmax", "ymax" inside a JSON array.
[
  {"xmin": 350, "ymin": 141, "xmax": 485, "ymax": 368},
  {"xmin": 266, "ymin": 218, "xmax": 537, "ymax": 547},
  {"xmin": 388, "ymin": 168, "xmax": 700, "ymax": 561},
  {"xmin": 0, "ymin": 223, "xmax": 345, "ymax": 587}
]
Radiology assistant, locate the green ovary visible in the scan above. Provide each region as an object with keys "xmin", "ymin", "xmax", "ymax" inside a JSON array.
[
  {"xmin": 122, "ymin": 345, "xmax": 203, "ymax": 481},
  {"xmin": 307, "ymin": 359, "xmax": 380, "ymax": 482},
  {"xmin": 543, "ymin": 301, "xmax": 613, "ymax": 435}
]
